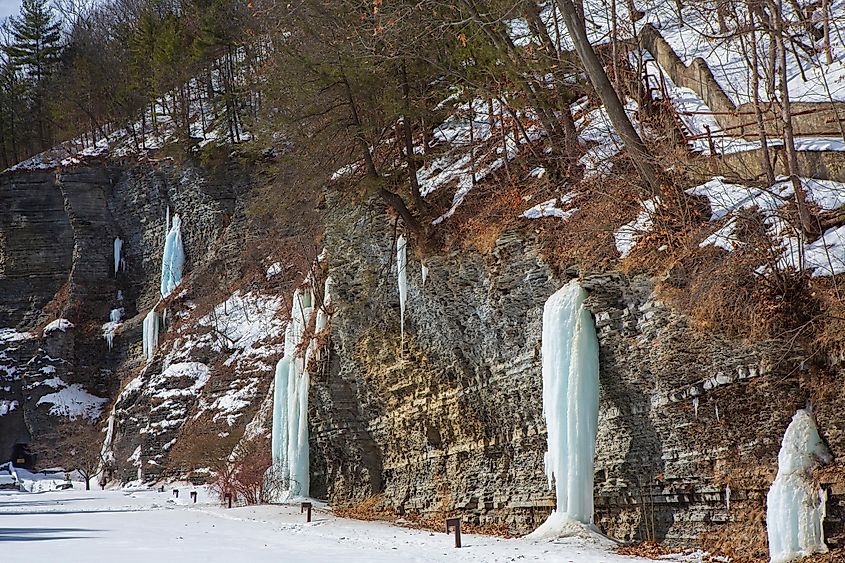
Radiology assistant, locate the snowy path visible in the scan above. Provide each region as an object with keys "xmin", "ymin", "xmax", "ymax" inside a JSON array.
[{"xmin": 0, "ymin": 488, "xmax": 651, "ymax": 562}]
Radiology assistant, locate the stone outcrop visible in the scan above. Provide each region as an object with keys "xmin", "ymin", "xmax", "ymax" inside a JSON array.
[
  {"xmin": 2, "ymin": 157, "xmax": 843, "ymax": 554},
  {"xmin": 0, "ymin": 159, "xmax": 252, "ymax": 467},
  {"xmin": 312, "ymin": 194, "xmax": 843, "ymax": 548}
]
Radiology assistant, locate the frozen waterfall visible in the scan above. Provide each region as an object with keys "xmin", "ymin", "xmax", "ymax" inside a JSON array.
[
  {"xmin": 396, "ymin": 235, "xmax": 408, "ymax": 340},
  {"xmin": 767, "ymin": 409, "xmax": 831, "ymax": 563},
  {"xmin": 268, "ymin": 281, "xmax": 333, "ymax": 501},
  {"xmin": 142, "ymin": 309, "xmax": 160, "ymax": 361},
  {"xmin": 529, "ymin": 279, "xmax": 600, "ymax": 539},
  {"xmin": 113, "ymin": 238, "xmax": 123, "ymax": 275},
  {"xmin": 160, "ymin": 214, "xmax": 185, "ymax": 298},
  {"xmin": 103, "ymin": 308, "xmax": 123, "ymax": 351}
]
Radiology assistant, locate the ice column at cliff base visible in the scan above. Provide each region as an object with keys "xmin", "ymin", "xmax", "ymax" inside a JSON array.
[
  {"xmin": 767, "ymin": 409, "xmax": 831, "ymax": 563},
  {"xmin": 268, "ymin": 279, "xmax": 333, "ymax": 501},
  {"xmin": 529, "ymin": 279, "xmax": 600, "ymax": 540}
]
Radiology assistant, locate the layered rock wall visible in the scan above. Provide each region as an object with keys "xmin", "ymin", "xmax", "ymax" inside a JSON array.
[{"xmin": 313, "ymin": 196, "xmax": 843, "ymax": 547}]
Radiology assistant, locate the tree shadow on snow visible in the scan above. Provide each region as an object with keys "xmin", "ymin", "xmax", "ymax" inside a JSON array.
[{"xmin": 0, "ymin": 527, "xmax": 98, "ymax": 542}]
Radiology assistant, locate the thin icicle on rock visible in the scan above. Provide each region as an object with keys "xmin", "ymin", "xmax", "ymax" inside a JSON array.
[
  {"xmin": 767, "ymin": 409, "xmax": 832, "ymax": 563},
  {"xmin": 268, "ymin": 278, "xmax": 333, "ymax": 502},
  {"xmin": 726, "ymin": 485, "xmax": 731, "ymax": 512},
  {"xmin": 160, "ymin": 214, "xmax": 185, "ymax": 298},
  {"xmin": 421, "ymin": 263, "xmax": 429, "ymax": 287},
  {"xmin": 529, "ymin": 280, "xmax": 601, "ymax": 540},
  {"xmin": 142, "ymin": 309, "xmax": 160, "ymax": 361},
  {"xmin": 113, "ymin": 238, "xmax": 123, "ymax": 275},
  {"xmin": 103, "ymin": 308, "xmax": 124, "ymax": 351},
  {"xmin": 315, "ymin": 277, "xmax": 333, "ymax": 340},
  {"xmin": 396, "ymin": 235, "xmax": 408, "ymax": 340}
]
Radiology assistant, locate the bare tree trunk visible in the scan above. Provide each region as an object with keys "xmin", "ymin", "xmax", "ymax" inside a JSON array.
[
  {"xmin": 400, "ymin": 61, "xmax": 427, "ymax": 211},
  {"xmin": 342, "ymin": 75, "xmax": 421, "ymax": 233},
  {"xmin": 522, "ymin": 1, "xmax": 580, "ymax": 156},
  {"xmin": 749, "ymin": 8, "xmax": 776, "ymax": 185},
  {"xmin": 822, "ymin": 0, "xmax": 833, "ymax": 64},
  {"xmin": 462, "ymin": 0, "xmax": 568, "ymax": 153},
  {"xmin": 554, "ymin": 0, "xmax": 662, "ymax": 192},
  {"xmin": 768, "ymin": 0, "xmax": 816, "ymax": 238}
]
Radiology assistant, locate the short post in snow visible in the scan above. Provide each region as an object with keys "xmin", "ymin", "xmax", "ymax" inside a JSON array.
[
  {"xmin": 172, "ymin": 489, "xmax": 179, "ymax": 498},
  {"xmin": 226, "ymin": 493, "xmax": 232, "ymax": 508},
  {"xmin": 445, "ymin": 517, "xmax": 461, "ymax": 548},
  {"xmin": 159, "ymin": 486, "xmax": 165, "ymax": 493},
  {"xmin": 301, "ymin": 502, "xmax": 312, "ymax": 523},
  {"xmin": 190, "ymin": 491, "xmax": 197, "ymax": 503}
]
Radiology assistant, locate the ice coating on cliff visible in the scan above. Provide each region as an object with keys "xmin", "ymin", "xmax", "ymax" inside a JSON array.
[
  {"xmin": 529, "ymin": 280, "xmax": 601, "ymax": 539},
  {"xmin": 160, "ymin": 214, "xmax": 185, "ymax": 298},
  {"xmin": 767, "ymin": 409, "xmax": 831, "ymax": 563}
]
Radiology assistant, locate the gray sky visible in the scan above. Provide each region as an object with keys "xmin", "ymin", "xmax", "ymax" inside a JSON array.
[{"xmin": 0, "ymin": 0, "xmax": 21, "ymax": 22}]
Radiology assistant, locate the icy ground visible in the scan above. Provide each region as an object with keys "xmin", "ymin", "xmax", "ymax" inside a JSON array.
[{"xmin": 0, "ymin": 487, "xmax": 667, "ymax": 563}]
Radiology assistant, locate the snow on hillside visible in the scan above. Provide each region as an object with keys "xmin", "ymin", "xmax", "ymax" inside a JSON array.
[
  {"xmin": 615, "ymin": 198, "xmax": 659, "ymax": 257},
  {"xmin": 690, "ymin": 176, "xmax": 845, "ymax": 275},
  {"xmin": 522, "ymin": 196, "xmax": 577, "ymax": 219},
  {"xmin": 610, "ymin": 175, "xmax": 845, "ymax": 275},
  {"xmin": 36, "ymin": 382, "xmax": 108, "ymax": 421},
  {"xmin": 507, "ymin": 0, "xmax": 845, "ymax": 105},
  {"xmin": 402, "ymin": 92, "xmax": 644, "ymax": 223},
  {"xmin": 115, "ymin": 289, "xmax": 286, "ymax": 465},
  {"xmin": 3, "ymin": 53, "xmax": 254, "ymax": 174},
  {"xmin": 413, "ymin": 97, "xmax": 543, "ymax": 225},
  {"xmin": 0, "ymin": 399, "xmax": 18, "ymax": 415},
  {"xmin": 0, "ymin": 487, "xmax": 715, "ymax": 563},
  {"xmin": 43, "ymin": 318, "xmax": 74, "ymax": 334},
  {"xmin": 646, "ymin": 0, "xmax": 845, "ymax": 105},
  {"xmin": 642, "ymin": 57, "xmax": 845, "ymax": 156}
]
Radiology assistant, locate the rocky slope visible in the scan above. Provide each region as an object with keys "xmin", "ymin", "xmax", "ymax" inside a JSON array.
[
  {"xmin": 311, "ymin": 193, "xmax": 845, "ymax": 550},
  {"xmin": 1, "ymin": 153, "xmax": 843, "ymax": 556}
]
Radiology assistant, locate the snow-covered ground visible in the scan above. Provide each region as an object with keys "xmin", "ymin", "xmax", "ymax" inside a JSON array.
[{"xmin": 0, "ymin": 487, "xmax": 659, "ymax": 563}]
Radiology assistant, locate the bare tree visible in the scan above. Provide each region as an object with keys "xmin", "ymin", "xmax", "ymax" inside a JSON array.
[
  {"xmin": 34, "ymin": 421, "xmax": 105, "ymax": 490},
  {"xmin": 553, "ymin": 0, "xmax": 663, "ymax": 192}
]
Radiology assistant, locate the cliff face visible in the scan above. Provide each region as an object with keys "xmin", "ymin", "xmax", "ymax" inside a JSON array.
[
  {"xmin": 0, "ymin": 159, "xmax": 251, "ymax": 468},
  {"xmin": 1, "ymin": 158, "xmax": 842, "ymax": 552},
  {"xmin": 311, "ymin": 197, "xmax": 558, "ymax": 532},
  {"xmin": 314, "ymin": 194, "xmax": 844, "ymax": 548}
]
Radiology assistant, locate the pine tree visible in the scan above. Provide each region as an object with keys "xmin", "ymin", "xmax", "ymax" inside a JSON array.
[
  {"xmin": 5, "ymin": 0, "xmax": 62, "ymax": 83},
  {"xmin": 4, "ymin": 0, "xmax": 63, "ymax": 147}
]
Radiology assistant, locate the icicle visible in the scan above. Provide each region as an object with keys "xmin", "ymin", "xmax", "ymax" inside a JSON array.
[
  {"xmin": 397, "ymin": 235, "xmax": 408, "ymax": 341},
  {"xmin": 315, "ymin": 277, "xmax": 333, "ymax": 338},
  {"xmin": 287, "ymin": 354, "xmax": 310, "ymax": 497},
  {"xmin": 117, "ymin": 290, "xmax": 124, "ymax": 302},
  {"xmin": 103, "ymin": 308, "xmax": 124, "ymax": 351},
  {"xmin": 113, "ymin": 238, "xmax": 123, "ymax": 275},
  {"xmin": 160, "ymin": 214, "xmax": 185, "ymax": 297},
  {"xmin": 693, "ymin": 397, "xmax": 699, "ymax": 419},
  {"xmin": 421, "ymin": 263, "xmax": 429, "ymax": 287},
  {"xmin": 270, "ymin": 357, "xmax": 290, "ymax": 468},
  {"xmin": 530, "ymin": 280, "xmax": 600, "ymax": 537},
  {"xmin": 266, "ymin": 282, "xmax": 324, "ymax": 500},
  {"xmin": 715, "ymin": 403, "xmax": 720, "ymax": 422},
  {"xmin": 165, "ymin": 206, "xmax": 171, "ymax": 235},
  {"xmin": 142, "ymin": 309, "xmax": 160, "ymax": 361},
  {"xmin": 725, "ymin": 484, "xmax": 731, "ymax": 513},
  {"xmin": 819, "ymin": 488, "xmax": 828, "ymax": 546},
  {"xmin": 767, "ymin": 409, "xmax": 832, "ymax": 563}
]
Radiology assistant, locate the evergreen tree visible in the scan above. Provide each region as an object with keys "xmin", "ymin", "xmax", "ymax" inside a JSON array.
[
  {"xmin": 4, "ymin": 0, "xmax": 63, "ymax": 147},
  {"xmin": 5, "ymin": 0, "xmax": 62, "ymax": 83}
]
